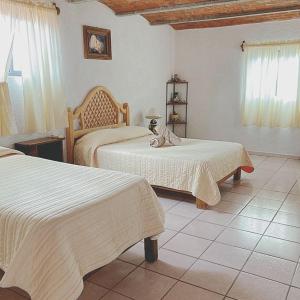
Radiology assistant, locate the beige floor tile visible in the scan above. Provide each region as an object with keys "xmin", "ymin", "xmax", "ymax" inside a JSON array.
[
  {"xmin": 249, "ymin": 196, "xmax": 282, "ymax": 210},
  {"xmin": 142, "ymin": 248, "xmax": 196, "ymax": 279},
  {"xmin": 274, "ymin": 211, "xmax": 300, "ymax": 228},
  {"xmin": 0, "ymin": 289, "xmax": 26, "ymax": 300},
  {"xmin": 229, "ymin": 215, "xmax": 269, "ymax": 234},
  {"xmin": 212, "ymin": 201, "xmax": 245, "ymax": 214},
  {"xmin": 113, "ymin": 268, "xmax": 176, "ymax": 300},
  {"xmin": 255, "ymin": 236, "xmax": 300, "ymax": 262},
  {"xmin": 88, "ymin": 260, "xmax": 136, "ymax": 289},
  {"xmin": 78, "ymin": 281, "xmax": 108, "ymax": 300},
  {"xmin": 201, "ymin": 242, "xmax": 251, "ymax": 269},
  {"xmin": 287, "ymin": 287, "xmax": 300, "ymax": 300},
  {"xmin": 264, "ymin": 177, "xmax": 296, "ymax": 193},
  {"xmin": 159, "ymin": 198, "xmax": 180, "ymax": 211},
  {"xmin": 290, "ymin": 181, "xmax": 300, "ymax": 195},
  {"xmin": 240, "ymin": 205, "xmax": 277, "ymax": 221},
  {"xmin": 181, "ymin": 259, "xmax": 238, "ymax": 295},
  {"xmin": 165, "ymin": 213, "xmax": 192, "ymax": 231},
  {"xmin": 157, "ymin": 229, "xmax": 177, "ymax": 247},
  {"xmin": 101, "ymin": 291, "xmax": 132, "ymax": 300},
  {"xmin": 197, "ymin": 211, "xmax": 235, "ymax": 225},
  {"xmin": 285, "ymin": 194, "xmax": 300, "ymax": 203},
  {"xmin": 163, "ymin": 233, "xmax": 211, "ymax": 258},
  {"xmin": 118, "ymin": 243, "xmax": 145, "ymax": 265},
  {"xmin": 168, "ymin": 202, "xmax": 203, "ymax": 219},
  {"xmin": 216, "ymin": 228, "xmax": 261, "ymax": 250},
  {"xmin": 256, "ymin": 189, "xmax": 287, "ymax": 201},
  {"xmin": 181, "ymin": 219, "xmax": 224, "ymax": 240},
  {"xmin": 163, "ymin": 281, "xmax": 223, "ymax": 300},
  {"xmin": 243, "ymin": 252, "xmax": 296, "ymax": 284},
  {"xmin": 292, "ymin": 264, "xmax": 300, "ymax": 288},
  {"xmin": 265, "ymin": 223, "xmax": 300, "ymax": 243},
  {"xmin": 228, "ymin": 272, "xmax": 289, "ymax": 300},
  {"xmin": 280, "ymin": 202, "xmax": 300, "ymax": 216},
  {"xmin": 223, "ymin": 184, "xmax": 259, "ymax": 197},
  {"xmin": 221, "ymin": 192, "xmax": 252, "ymax": 205}
]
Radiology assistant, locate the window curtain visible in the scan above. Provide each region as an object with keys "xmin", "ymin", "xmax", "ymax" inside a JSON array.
[
  {"xmin": 241, "ymin": 43, "xmax": 300, "ymax": 128},
  {"xmin": 0, "ymin": 1, "xmax": 17, "ymax": 136},
  {"xmin": 1, "ymin": 0, "xmax": 66, "ymax": 134}
]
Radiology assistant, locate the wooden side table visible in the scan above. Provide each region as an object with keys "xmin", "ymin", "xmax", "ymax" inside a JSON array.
[{"xmin": 15, "ymin": 137, "xmax": 65, "ymax": 162}]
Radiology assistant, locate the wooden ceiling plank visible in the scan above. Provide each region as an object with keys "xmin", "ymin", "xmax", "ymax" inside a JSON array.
[
  {"xmin": 146, "ymin": 5, "xmax": 300, "ymax": 25},
  {"xmin": 143, "ymin": 0, "xmax": 300, "ymax": 25},
  {"xmin": 99, "ymin": 0, "xmax": 245, "ymax": 15},
  {"xmin": 171, "ymin": 11, "xmax": 300, "ymax": 29}
]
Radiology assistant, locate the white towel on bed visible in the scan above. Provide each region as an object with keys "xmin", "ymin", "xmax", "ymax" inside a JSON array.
[
  {"xmin": 156, "ymin": 125, "xmax": 181, "ymax": 146},
  {"xmin": 150, "ymin": 135, "xmax": 165, "ymax": 148}
]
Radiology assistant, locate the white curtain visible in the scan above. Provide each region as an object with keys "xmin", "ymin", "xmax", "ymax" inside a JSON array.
[
  {"xmin": 1, "ymin": 0, "xmax": 66, "ymax": 134},
  {"xmin": 0, "ymin": 1, "xmax": 17, "ymax": 136},
  {"xmin": 241, "ymin": 42, "xmax": 300, "ymax": 128}
]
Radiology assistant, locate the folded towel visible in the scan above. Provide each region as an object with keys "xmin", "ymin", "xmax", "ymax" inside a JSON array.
[
  {"xmin": 150, "ymin": 135, "xmax": 165, "ymax": 148},
  {"xmin": 156, "ymin": 125, "xmax": 182, "ymax": 146}
]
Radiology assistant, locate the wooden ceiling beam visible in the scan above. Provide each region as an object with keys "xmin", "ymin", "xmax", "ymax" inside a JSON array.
[
  {"xmin": 143, "ymin": 1, "xmax": 300, "ymax": 25},
  {"xmin": 145, "ymin": 5, "xmax": 300, "ymax": 25},
  {"xmin": 171, "ymin": 10, "xmax": 300, "ymax": 29},
  {"xmin": 99, "ymin": 0, "xmax": 244, "ymax": 15}
]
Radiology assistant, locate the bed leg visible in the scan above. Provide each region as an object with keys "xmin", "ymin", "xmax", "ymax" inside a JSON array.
[
  {"xmin": 234, "ymin": 167, "xmax": 242, "ymax": 181},
  {"xmin": 196, "ymin": 198, "xmax": 208, "ymax": 209},
  {"xmin": 144, "ymin": 237, "xmax": 158, "ymax": 263}
]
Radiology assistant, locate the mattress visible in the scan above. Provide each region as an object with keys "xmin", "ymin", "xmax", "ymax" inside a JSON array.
[
  {"xmin": 0, "ymin": 151, "xmax": 164, "ymax": 300},
  {"xmin": 75, "ymin": 134, "xmax": 254, "ymax": 205}
]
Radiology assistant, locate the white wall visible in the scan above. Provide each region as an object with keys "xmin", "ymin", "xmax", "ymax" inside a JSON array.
[
  {"xmin": 175, "ymin": 20, "xmax": 300, "ymax": 156},
  {"xmin": 0, "ymin": 1, "xmax": 174, "ymax": 147}
]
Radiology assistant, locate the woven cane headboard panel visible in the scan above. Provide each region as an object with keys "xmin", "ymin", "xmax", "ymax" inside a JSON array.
[
  {"xmin": 79, "ymin": 88, "xmax": 119, "ymax": 129},
  {"xmin": 66, "ymin": 86, "xmax": 130, "ymax": 163}
]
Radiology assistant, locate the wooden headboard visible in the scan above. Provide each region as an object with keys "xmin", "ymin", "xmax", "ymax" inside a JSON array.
[{"xmin": 66, "ymin": 86, "xmax": 130, "ymax": 163}]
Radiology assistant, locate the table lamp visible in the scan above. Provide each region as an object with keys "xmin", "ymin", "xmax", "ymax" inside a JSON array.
[{"xmin": 145, "ymin": 114, "xmax": 162, "ymax": 133}]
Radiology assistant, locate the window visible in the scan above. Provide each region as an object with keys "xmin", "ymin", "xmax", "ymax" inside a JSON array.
[{"xmin": 241, "ymin": 42, "xmax": 300, "ymax": 128}]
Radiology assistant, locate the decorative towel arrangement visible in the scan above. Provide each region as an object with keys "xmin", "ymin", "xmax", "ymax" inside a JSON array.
[{"xmin": 150, "ymin": 126, "xmax": 181, "ymax": 148}]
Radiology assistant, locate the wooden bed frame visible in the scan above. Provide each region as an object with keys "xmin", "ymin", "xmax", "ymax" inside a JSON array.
[{"xmin": 66, "ymin": 86, "xmax": 242, "ymax": 210}]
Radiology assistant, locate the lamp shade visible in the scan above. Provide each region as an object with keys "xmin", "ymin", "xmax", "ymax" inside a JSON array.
[{"xmin": 145, "ymin": 115, "xmax": 162, "ymax": 120}]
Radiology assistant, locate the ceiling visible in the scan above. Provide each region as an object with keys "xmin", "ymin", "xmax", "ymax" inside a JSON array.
[{"xmin": 99, "ymin": 0, "xmax": 300, "ymax": 30}]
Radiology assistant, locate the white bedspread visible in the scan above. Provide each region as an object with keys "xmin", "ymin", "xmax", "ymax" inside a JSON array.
[
  {"xmin": 75, "ymin": 135, "xmax": 254, "ymax": 205},
  {"xmin": 0, "ymin": 153, "xmax": 164, "ymax": 300}
]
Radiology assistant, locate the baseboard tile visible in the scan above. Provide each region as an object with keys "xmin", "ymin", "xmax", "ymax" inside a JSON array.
[{"xmin": 248, "ymin": 150, "xmax": 300, "ymax": 160}]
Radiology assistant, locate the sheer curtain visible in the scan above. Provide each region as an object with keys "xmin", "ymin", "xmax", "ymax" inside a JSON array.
[
  {"xmin": 0, "ymin": 1, "xmax": 17, "ymax": 136},
  {"xmin": 1, "ymin": 0, "xmax": 66, "ymax": 134},
  {"xmin": 241, "ymin": 42, "xmax": 300, "ymax": 128}
]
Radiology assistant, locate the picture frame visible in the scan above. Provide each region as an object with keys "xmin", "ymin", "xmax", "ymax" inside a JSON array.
[{"xmin": 83, "ymin": 25, "xmax": 112, "ymax": 60}]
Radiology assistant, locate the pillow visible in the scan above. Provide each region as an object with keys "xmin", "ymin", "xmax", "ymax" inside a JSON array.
[
  {"xmin": 0, "ymin": 146, "xmax": 23, "ymax": 157},
  {"xmin": 74, "ymin": 126, "xmax": 153, "ymax": 167},
  {"xmin": 76, "ymin": 126, "xmax": 152, "ymax": 148}
]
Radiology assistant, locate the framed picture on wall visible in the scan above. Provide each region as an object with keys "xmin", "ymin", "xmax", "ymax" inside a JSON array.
[{"xmin": 83, "ymin": 25, "xmax": 112, "ymax": 60}]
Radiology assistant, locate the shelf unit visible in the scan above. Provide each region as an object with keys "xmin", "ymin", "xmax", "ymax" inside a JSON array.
[{"xmin": 166, "ymin": 80, "xmax": 188, "ymax": 137}]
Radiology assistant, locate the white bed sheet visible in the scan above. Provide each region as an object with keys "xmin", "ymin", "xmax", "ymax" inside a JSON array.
[
  {"xmin": 0, "ymin": 152, "xmax": 164, "ymax": 300},
  {"xmin": 75, "ymin": 135, "xmax": 253, "ymax": 205}
]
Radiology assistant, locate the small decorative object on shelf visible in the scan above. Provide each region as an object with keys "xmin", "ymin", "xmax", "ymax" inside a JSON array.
[
  {"xmin": 169, "ymin": 111, "xmax": 180, "ymax": 123},
  {"xmin": 145, "ymin": 114, "xmax": 162, "ymax": 134},
  {"xmin": 166, "ymin": 74, "xmax": 188, "ymax": 137}
]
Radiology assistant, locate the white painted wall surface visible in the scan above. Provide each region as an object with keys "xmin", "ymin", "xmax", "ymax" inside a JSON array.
[
  {"xmin": 175, "ymin": 20, "xmax": 300, "ymax": 156},
  {"xmin": 0, "ymin": 1, "xmax": 174, "ymax": 147}
]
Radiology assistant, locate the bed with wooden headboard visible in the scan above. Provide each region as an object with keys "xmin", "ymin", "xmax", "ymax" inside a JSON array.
[
  {"xmin": 66, "ymin": 86, "xmax": 130, "ymax": 163},
  {"xmin": 66, "ymin": 86, "xmax": 254, "ymax": 209}
]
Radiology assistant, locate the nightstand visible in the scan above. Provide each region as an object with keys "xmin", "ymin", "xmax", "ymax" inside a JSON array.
[{"xmin": 15, "ymin": 137, "xmax": 64, "ymax": 162}]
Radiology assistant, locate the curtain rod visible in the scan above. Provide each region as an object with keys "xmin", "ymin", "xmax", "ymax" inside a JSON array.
[
  {"xmin": 11, "ymin": 0, "xmax": 60, "ymax": 15},
  {"xmin": 241, "ymin": 40, "xmax": 300, "ymax": 52}
]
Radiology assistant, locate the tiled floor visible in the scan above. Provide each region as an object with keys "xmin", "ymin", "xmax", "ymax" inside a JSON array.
[{"xmin": 2, "ymin": 155, "xmax": 300, "ymax": 300}]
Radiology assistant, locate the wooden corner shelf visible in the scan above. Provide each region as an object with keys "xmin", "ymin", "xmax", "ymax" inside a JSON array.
[
  {"xmin": 167, "ymin": 121, "xmax": 187, "ymax": 125},
  {"xmin": 167, "ymin": 102, "xmax": 188, "ymax": 106}
]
